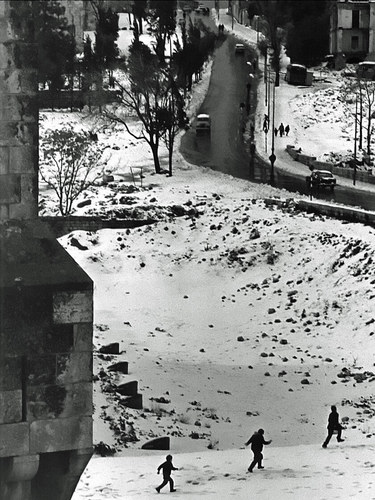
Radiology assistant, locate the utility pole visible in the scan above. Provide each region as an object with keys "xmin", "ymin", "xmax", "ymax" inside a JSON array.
[
  {"xmin": 353, "ymin": 94, "xmax": 358, "ymax": 186},
  {"xmin": 269, "ymin": 78, "xmax": 276, "ymax": 184}
]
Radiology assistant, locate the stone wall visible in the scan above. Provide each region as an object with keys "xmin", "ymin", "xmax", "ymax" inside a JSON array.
[
  {"xmin": 41, "ymin": 216, "xmax": 156, "ymax": 237},
  {"xmin": 0, "ymin": 3, "xmax": 93, "ymax": 499},
  {"xmin": 0, "ymin": 1, "xmax": 39, "ymax": 220},
  {"xmin": 285, "ymin": 145, "xmax": 375, "ymax": 184},
  {"xmin": 0, "ymin": 219, "xmax": 93, "ymax": 500}
]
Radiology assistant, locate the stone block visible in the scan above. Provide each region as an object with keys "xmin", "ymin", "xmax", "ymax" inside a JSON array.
[
  {"xmin": 0, "ymin": 21, "xmax": 8, "ymax": 44},
  {"xmin": 8, "ymin": 199, "xmax": 37, "ymax": 220},
  {"xmin": 73, "ymin": 324, "xmax": 93, "ymax": 352},
  {"xmin": 20, "ymin": 173, "xmax": 37, "ymax": 202},
  {"xmin": 53, "ymin": 291, "xmax": 93, "ymax": 324},
  {"xmin": 0, "ymin": 480, "xmax": 32, "ymax": 500},
  {"xmin": 7, "ymin": 454, "xmax": 39, "ymax": 482},
  {"xmin": 27, "ymin": 382, "xmax": 92, "ymax": 421},
  {"xmin": 9, "ymin": 146, "xmax": 37, "ymax": 174},
  {"xmin": 116, "ymin": 381, "xmax": 138, "ymax": 396},
  {"xmin": 0, "ymin": 390, "xmax": 22, "ymax": 424},
  {"xmin": 0, "ymin": 44, "xmax": 10, "ymax": 69},
  {"xmin": 0, "ymin": 356, "xmax": 22, "ymax": 391},
  {"xmin": 30, "ymin": 416, "xmax": 92, "ymax": 454},
  {"xmin": 0, "ymin": 173, "xmax": 21, "ymax": 203},
  {"xmin": 0, "ymin": 204, "xmax": 9, "ymax": 218},
  {"xmin": 108, "ymin": 361, "xmax": 128, "ymax": 374},
  {"xmin": 62, "ymin": 382, "xmax": 92, "ymax": 418},
  {"xmin": 0, "ymin": 146, "xmax": 9, "ymax": 174},
  {"xmin": 6, "ymin": 42, "xmax": 38, "ymax": 70},
  {"xmin": 27, "ymin": 355, "xmax": 56, "ymax": 385},
  {"xmin": 0, "ymin": 121, "xmax": 37, "ymax": 147},
  {"xmin": 68, "ymin": 447, "xmax": 93, "ymax": 475},
  {"xmin": 0, "ymin": 422, "xmax": 30, "ymax": 458},
  {"xmin": 99, "ymin": 342, "xmax": 119, "ymax": 355},
  {"xmin": 56, "ymin": 352, "xmax": 92, "ymax": 384},
  {"xmin": 0, "ymin": 94, "xmax": 23, "ymax": 121},
  {"xmin": 121, "ymin": 394, "xmax": 142, "ymax": 410},
  {"xmin": 141, "ymin": 437, "xmax": 170, "ymax": 450},
  {"xmin": 27, "ymin": 385, "xmax": 67, "ymax": 421},
  {"xmin": 0, "ymin": 68, "xmax": 22, "ymax": 93},
  {"xmin": 20, "ymin": 70, "xmax": 38, "ymax": 93},
  {"xmin": 45, "ymin": 324, "xmax": 74, "ymax": 353}
]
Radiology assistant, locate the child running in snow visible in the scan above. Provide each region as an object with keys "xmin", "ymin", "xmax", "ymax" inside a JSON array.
[{"xmin": 156, "ymin": 455, "xmax": 178, "ymax": 493}]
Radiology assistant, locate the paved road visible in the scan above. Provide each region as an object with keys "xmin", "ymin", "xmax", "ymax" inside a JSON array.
[
  {"xmin": 181, "ymin": 34, "xmax": 255, "ymax": 179},
  {"xmin": 180, "ymin": 33, "xmax": 375, "ymax": 211}
]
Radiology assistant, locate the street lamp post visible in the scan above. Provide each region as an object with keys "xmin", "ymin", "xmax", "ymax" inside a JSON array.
[
  {"xmin": 353, "ymin": 94, "xmax": 358, "ymax": 186},
  {"xmin": 269, "ymin": 77, "xmax": 276, "ymax": 184},
  {"xmin": 245, "ymin": 65, "xmax": 254, "ymax": 115},
  {"xmin": 267, "ymin": 65, "xmax": 271, "ymax": 120}
]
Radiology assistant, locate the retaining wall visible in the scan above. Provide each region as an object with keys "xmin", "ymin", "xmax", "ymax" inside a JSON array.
[
  {"xmin": 286, "ymin": 145, "xmax": 375, "ymax": 184},
  {"xmin": 41, "ymin": 216, "xmax": 156, "ymax": 237},
  {"xmin": 296, "ymin": 200, "xmax": 375, "ymax": 226}
]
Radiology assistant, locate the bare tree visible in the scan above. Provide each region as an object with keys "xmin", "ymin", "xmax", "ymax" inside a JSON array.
[
  {"xmin": 105, "ymin": 41, "xmax": 169, "ymax": 174},
  {"xmin": 340, "ymin": 77, "xmax": 375, "ymax": 157},
  {"xmin": 40, "ymin": 128, "xmax": 106, "ymax": 215}
]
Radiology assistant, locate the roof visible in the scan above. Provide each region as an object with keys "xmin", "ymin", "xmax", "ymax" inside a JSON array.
[
  {"xmin": 197, "ymin": 114, "xmax": 210, "ymax": 119},
  {"xmin": 0, "ymin": 219, "xmax": 92, "ymax": 289},
  {"xmin": 314, "ymin": 170, "xmax": 334, "ymax": 175},
  {"xmin": 288, "ymin": 64, "xmax": 306, "ymax": 69}
]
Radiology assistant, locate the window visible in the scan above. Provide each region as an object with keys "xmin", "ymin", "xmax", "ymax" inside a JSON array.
[
  {"xmin": 352, "ymin": 10, "xmax": 359, "ymax": 28},
  {"xmin": 352, "ymin": 35, "xmax": 359, "ymax": 49}
]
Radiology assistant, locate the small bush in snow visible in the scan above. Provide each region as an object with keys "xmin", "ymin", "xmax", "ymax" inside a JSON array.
[{"xmin": 40, "ymin": 127, "xmax": 106, "ymax": 215}]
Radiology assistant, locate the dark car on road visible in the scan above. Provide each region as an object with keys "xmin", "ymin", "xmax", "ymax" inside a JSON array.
[
  {"xmin": 195, "ymin": 4, "xmax": 209, "ymax": 14},
  {"xmin": 306, "ymin": 170, "xmax": 337, "ymax": 191}
]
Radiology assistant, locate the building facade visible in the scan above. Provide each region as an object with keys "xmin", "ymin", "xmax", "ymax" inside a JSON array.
[
  {"xmin": 61, "ymin": 0, "xmax": 134, "ymax": 51},
  {"xmin": 229, "ymin": 0, "xmax": 250, "ymax": 25},
  {"xmin": 330, "ymin": 0, "xmax": 375, "ymax": 62}
]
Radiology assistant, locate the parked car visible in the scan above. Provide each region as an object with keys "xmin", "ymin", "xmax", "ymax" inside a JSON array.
[
  {"xmin": 195, "ymin": 4, "xmax": 209, "ymax": 14},
  {"xmin": 235, "ymin": 43, "xmax": 245, "ymax": 54},
  {"xmin": 196, "ymin": 113, "xmax": 211, "ymax": 134},
  {"xmin": 356, "ymin": 61, "xmax": 375, "ymax": 80},
  {"xmin": 306, "ymin": 170, "xmax": 337, "ymax": 191}
]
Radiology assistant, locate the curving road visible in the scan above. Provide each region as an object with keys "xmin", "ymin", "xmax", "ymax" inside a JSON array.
[{"xmin": 180, "ymin": 33, "xmax": 375, "ymax": 211}]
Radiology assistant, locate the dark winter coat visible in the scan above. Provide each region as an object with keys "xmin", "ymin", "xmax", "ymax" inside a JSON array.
[
  {"xmin": 158, "ymin": 461, "xmax": 177, "ymax": 477},
  {"xmin": 245, "ymin": 432, "xmax": 269, "ymax": 452},
  {"xmin": 328, "ymin": 411, "xmax": 341, "ymax": 430}
]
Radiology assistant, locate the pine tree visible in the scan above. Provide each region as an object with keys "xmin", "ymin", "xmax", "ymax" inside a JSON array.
[
  {"xmin": 148, "ymin": 0, "xmax": 177, "ymax": 64},
  {"xmin": 34, "ymin": 0, "xmax": 76, "ymax": 91}
]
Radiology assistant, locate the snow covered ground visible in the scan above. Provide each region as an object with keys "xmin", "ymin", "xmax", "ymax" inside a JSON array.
[{"xmin": 39, "ymin": 8, "xmax": 375, "ymax": 500}]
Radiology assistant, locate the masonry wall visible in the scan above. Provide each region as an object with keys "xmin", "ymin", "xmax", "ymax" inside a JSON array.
[
  {"xmin": 0, "ymin": 1, "xmax": 39, "ymax": 220},
  {"xmin": 0, "ymin": 3, "xmax": 93, "ymax": 499}
]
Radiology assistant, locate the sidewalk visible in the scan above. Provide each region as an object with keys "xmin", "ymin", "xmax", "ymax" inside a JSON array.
[
  {"xmin": 253, "ymin": 69, "xmax": 375, "ymax": 195},
  {"xmin": 215, "ymin": 9, "xmax": 375, "ymax": 196}
]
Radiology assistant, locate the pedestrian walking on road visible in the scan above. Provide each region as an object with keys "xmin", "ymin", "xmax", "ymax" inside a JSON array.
[
  {"xmin": 274, "ymin": 127, "xmax": 278, "ymax": 137},
  {"xmin": 322, "ymin": 405, "xmax": 345, "ymax": 448},
  {"xmin": 279, "ymin": 123, "xmax": 285, "ymax": 137},
  {"xmin": 263, "ymin": 114, "xmax": 269, "ymax": 133},
  {"xmin": 245, "ymin": 429, "xmax": 272, "ymax": 472},
  {"xmin": 285, "ymin": 124, "xmax": 290, "ymax": 136}
]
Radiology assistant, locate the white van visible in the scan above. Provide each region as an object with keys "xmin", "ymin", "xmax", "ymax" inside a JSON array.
[{"xmin": 196, "ymin": 113, "xmax": 211, "ymax": 134}]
